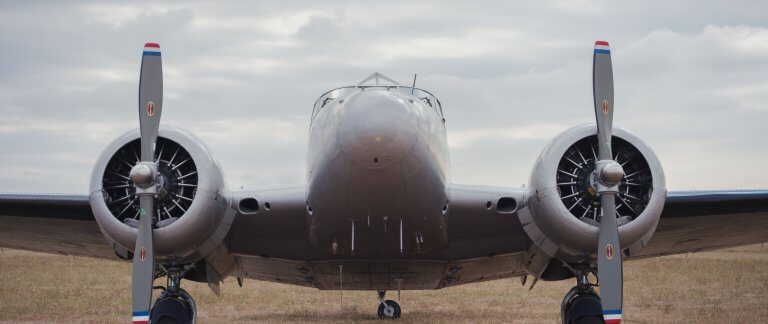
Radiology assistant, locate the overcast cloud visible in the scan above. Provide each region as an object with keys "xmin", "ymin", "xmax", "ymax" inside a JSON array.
[{"xmin": 1, "ymin": 1, "xmax": 767, "ymax": 193}]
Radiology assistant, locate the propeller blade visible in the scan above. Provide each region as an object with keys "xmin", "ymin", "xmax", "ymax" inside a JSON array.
[
  {"xmin": 131, "ymin": 42, "xmax": 163, "ymax": 324},
  {"xmin": 131, "ymin": 196, "xmax": 155, "ymax": 323},
  {"xmin": 593, "ymin": 40, "xmax": 614, "ymax": 160},
  {"xmin": 138, "ymin": 43, "xmax": 163, "ymax": 162},
  {"xmin": 597, "ymin": 194, "xmax": 622, "ymax": 324},
  {"xmin": 593, "ymin": 40, "xmax": 623, "ymax": 324}
]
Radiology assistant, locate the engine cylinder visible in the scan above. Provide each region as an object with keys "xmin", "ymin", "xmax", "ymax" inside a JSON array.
[
  {"xmin": 89, "ymin": 126, "xmax": 229, "ymax": 262},
  {"xmin": 524, "ymin": 124, "xmax": 666, "ymax": 262}
]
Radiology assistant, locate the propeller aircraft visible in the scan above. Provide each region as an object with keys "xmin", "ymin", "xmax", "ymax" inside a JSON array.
[{"xmin": 1, "ymin": 41, "xmax": 767, "ymax": 323}]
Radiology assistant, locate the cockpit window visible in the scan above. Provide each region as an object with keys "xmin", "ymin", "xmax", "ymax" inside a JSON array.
[{"xmin": 311, "ymin": 85, "xmax": 444, "ymax": 123}]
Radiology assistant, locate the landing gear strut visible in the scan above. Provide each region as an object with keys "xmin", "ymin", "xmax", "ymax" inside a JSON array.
[
  {"xmin": 376, "ymin": 290, "xmax": 401, "ymax": 319},
  {"xmin": 561, "ymin": 266, "xmax": 603, "ymax": 324},
  {"xmin": 150, "ymin": 266, "xmax": 197, "ymax": 324}
]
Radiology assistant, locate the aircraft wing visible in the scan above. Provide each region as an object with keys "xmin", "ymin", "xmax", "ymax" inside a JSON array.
[
  {"xmin": 2, "ymin": 189, "xmax": 767, "ymax": 261},
  {"xmin": 632, "ymin": 190, "xmax": 768, "ymax": 258},
  {"xmin": 446, "ymin": 186, "xmax": 768, "ymax": 258},
  {"xmin": 0, "ymin": 187, "xmax": 312, "ymax": 262},
  {"xmin": 0, "ymin": 193, "xmax": 117, "ymax": 259}
]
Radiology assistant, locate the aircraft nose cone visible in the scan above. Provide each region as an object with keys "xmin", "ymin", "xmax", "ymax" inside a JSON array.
[{"xmin": 337, "ymin": 90, "xmax": 420, "ymax": 167}]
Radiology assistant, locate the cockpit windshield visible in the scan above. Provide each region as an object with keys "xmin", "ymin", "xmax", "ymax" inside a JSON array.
[{"xmin": 311, "ymin": 85, "xmax": 444, "ymax": 123}]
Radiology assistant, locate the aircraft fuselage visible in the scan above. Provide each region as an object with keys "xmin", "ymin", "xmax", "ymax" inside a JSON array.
[{"xmin": 306, "ymin": 86, "xmax": 450, "ymax": 258}]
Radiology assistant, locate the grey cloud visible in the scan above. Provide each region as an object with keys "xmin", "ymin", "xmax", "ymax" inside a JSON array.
[{"xmin": 1, "ymin": 1, "xmax": 767, "ymax": 193}]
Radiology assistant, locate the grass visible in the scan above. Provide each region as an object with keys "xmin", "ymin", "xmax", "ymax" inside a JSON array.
[{"xmin": 1, "ymin": 244, "xmax": 767, "ymax": 323}]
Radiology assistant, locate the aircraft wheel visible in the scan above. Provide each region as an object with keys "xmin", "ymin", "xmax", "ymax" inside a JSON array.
[
  {"xmin": 150, "ymin": 288, "xmax": 196, "ymax": 324},
  {"xmin": 565, "ymin": 292, "xmax": 603, "ymax": 324},
  {"xmin": 377, "ymin": 300, "xmax": 401, "ymax": 319},
  {"xmin": 572, "ymin": 315, "xmax": 604, "ymax": 324}
]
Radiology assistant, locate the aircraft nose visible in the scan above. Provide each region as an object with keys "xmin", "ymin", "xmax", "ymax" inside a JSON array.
[{"xmin": 337, "ymin": 90, "xmax": 420, "ymax": 168}]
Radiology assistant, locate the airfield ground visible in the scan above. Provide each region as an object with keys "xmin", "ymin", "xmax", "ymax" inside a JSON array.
[{"xmin": 1, "ymin": 244, "xmax": 766, "ymax": 323}]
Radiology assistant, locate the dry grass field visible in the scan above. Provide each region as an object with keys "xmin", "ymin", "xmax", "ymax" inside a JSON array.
[{"xmin": 1, "ymin": 245, "xmax": 767, "ymax": 323}]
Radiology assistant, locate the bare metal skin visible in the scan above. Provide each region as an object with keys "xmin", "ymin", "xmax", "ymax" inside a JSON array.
[{"xmin": 307, "ymin": 88, "xmax": 449, "ymax": 258}]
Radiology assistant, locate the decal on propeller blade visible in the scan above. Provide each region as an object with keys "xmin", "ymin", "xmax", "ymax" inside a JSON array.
[
  {"xmin": 146, "ymin": 101, "xmax": 155, "ymax": 117},
  {"xmin": 605, "ymin": 243, "xmax": 614, "ymax": 260},
  {"xmin": 602, "ymin": 99, "xmax": 609, "ymax": 115},
  {"xmin": 139, "ymin": 246, "xmax": 147, "ymax": 262}
]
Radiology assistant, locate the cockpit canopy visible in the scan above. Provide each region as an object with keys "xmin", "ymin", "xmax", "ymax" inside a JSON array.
[{"xmin": 311, "ymin": 72, "xmax": 444, "ymax": 123}]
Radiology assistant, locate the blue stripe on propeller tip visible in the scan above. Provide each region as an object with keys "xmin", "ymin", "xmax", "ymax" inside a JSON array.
[
  {"xmin": 603, "ymin": 309, "xmax": 622, "ymax": 315},
  {"xmin": 132, "ymin": 311, "xmax": 150, "ymax": 316},
  {"xmin": 142, "ymin": 51, "xmax": 161, "ymax": 56},
  {"xmin": 594, "ymin": 49, "xmax": 611, "ymax": 54}
]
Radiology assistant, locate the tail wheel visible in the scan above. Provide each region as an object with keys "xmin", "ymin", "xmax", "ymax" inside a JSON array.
[{"xmin": 377, "ymin": 300, "xmax": 401, "ymax": 319}]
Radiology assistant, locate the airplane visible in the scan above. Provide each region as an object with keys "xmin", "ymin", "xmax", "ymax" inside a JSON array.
[{"xmin": 1, "ymin": 40, "xmax": 767, "ymax": 324}]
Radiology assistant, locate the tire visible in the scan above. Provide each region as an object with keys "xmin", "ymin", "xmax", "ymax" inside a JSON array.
[
  {"xmin": 377, "ymin": 300, "xmax": 401, "ymax": 319},
  {"xmin": 566, "ymin": 293, "xmax": 603, "ymax": 324},
  {"xmin": 150, "ymin": 296, "xmax": 193, "ymax": 324},
  {"xmin": 573, "ymin": 315, "xmax": 604, "ymax": 324}
]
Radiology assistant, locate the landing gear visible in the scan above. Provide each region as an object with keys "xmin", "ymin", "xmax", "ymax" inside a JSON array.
[
  {"xmin": 376, "ymin": 290, "xmax": 401, "ymax": 319},
  {"xmin": 150, "ymin": 267, "xmax": 197, "ymax": 324},
  {"xmin": 561, "ymin": 266, "xmax": 603, "ymax": 324}
]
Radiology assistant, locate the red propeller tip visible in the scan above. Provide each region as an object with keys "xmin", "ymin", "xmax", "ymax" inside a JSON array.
[
  {"xmin": 595, "ymin": 40, "xmax": 610, "ymax": 46},
  {"xmin": 144, "ymin": 43, "xmax": 160, "ymax": 48}
]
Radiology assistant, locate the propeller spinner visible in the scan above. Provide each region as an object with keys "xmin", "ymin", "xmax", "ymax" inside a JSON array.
[
  {"xmin": 129, "ymin": 42, "xmax": 163, "ymax": 324},
  {"xmin": 592, "ymin": 40, "xmax": 624, "ymax": 324}
]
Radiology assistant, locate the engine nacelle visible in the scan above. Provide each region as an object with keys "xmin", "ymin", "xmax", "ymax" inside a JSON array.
[
  {"xmin": 89, "ymin": 126, "xmax": 231, "ymax": 263},
  {"xmin": 523, "ymin": 124, "xmax": 666, "ymax": 263}
]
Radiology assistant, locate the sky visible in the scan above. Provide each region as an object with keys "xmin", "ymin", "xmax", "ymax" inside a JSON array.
[{"xmin": 1, "ymin": 1, "xmax": 767, "ymax": 193}]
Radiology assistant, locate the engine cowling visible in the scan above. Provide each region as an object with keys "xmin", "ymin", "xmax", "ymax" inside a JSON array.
[
  {"xmin": 89, "ymin": 126, "xmax": 231, "ymax": 262},
  {"xmin": 523, "ymin": 123, "xmax": 666, "ymax": 263}
]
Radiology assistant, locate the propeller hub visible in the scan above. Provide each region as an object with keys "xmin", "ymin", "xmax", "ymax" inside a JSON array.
[
  {"xmin": 129, "ymin": 164, "xmax": 155, "ymax": 188},
  {"xmin": 600, "ymin": 161, "xmax": 624, "ymax": 186}
]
